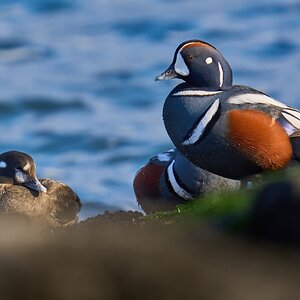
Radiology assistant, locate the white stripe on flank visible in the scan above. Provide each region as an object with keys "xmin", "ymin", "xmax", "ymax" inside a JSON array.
[
  {"xmin": 284, "ymin": 108, "xmax": 300, "ymax": 117},
  {"xmin": 172, "ymin": 90, "xmax": 222, "ymax": 97},
  {"xmin": 167, "ymin": 161, "xmax": 193, "ymax": 200},
  {"xmin": 228, "ymin": 93, "xmax": 287, "ymax": 108},
  {"xmin": 282, "ymin": 112, "xmax": 300, "ymax": 130},
  {"xmin": 182, "ymin": 99, "xmax": 220, "ymax": 145},
  {"xmin": 228, "ymin": 92, "xmax": 300, "ymax": 130},
  {"xmin": 218, "ymin": 62, "xmax": 223, "ymax": 88}
]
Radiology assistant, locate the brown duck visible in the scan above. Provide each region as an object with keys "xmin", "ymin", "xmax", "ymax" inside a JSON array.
[{"xmin": 0, "ymin": 151, "xmax": 81, "ymax": 227}]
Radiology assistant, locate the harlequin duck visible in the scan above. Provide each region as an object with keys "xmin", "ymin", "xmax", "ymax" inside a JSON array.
[
  {"xmin": 133, "ymin": 149, "xmax": 240, "ymax": 214},
  {"xmin": 0, "ymin": 151, "xmax": 81, "ymax": 227},
  {"xmin": 156, "ymin": 39, "xmax": 300, "ymax": 179}
]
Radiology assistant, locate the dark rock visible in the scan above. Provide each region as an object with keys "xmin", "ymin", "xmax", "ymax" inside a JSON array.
[{"xmin": 251, "ymin": 177, "xmax": 300, "ymax": 244}]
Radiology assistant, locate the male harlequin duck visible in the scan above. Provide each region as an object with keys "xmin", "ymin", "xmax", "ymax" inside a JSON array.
[
  {"xmin": 0, "ymin": 151, "xmax": 81, "ymax": 227},
  {"xmin": 156, "ymin": 39, "xmax": 300, "ymax": 179},
  {"xmin": 133, "ymin": 149, "xmax": 240, "ymax": 214}
]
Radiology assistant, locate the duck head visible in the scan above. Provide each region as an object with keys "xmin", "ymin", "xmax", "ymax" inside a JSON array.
[
  {"xmin": 156, "ymin": 40, "xmax": 233, "ymax": 90},
  {"xmin": 0, "ymin": 151, "xmax": 47, "ymax": 193}
]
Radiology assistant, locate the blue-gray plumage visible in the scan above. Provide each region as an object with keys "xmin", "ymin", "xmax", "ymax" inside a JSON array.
[
  {"xmin": 134, "ymin": 149, "xmax": 240, "ymax": 214},
  {"xmin": 157, "ymin": 40, "xmax": 300, "ymax": 179}
]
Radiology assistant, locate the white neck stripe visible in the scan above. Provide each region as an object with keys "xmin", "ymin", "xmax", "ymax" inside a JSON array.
[
  {"xmin": 166, "ymin": 161, "xmax": 193, "ymax": 200},
  {"xmin": 218, "ymin": 62, "xmax": 223, "ymax": 88},
  {"xmin": 183, "ymin": 99, "xmax": 220, "ymax": 145},
  {"xmin": 172, "ymin": 90, "xmax": 222, "ymax": 97}
]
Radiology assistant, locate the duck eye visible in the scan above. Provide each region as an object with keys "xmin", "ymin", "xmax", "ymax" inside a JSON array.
[
  {"xmin": 205, "ymin": 57, "xmax": 213, "ymax": 64},
  {"xmin": 186, "ymin": 54, "xmax": 193, "ymax": 61}
]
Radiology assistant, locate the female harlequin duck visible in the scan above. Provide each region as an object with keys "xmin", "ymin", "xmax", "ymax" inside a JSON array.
[
  {"xmin": 133, "ymin": 149, "xmax": 240, "ymax": 214},
  {"xmin": 0, "ymin": 151, "xmax": 81, "ymax": 227},
  {"xmin": 156, "ymin": 39, "xmax": 300, "ymax": 179}
]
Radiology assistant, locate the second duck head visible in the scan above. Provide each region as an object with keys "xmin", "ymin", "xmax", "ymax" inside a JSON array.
[{"xmin": 0, "ymin": 151, "xmax": 47, "ymax": 193}]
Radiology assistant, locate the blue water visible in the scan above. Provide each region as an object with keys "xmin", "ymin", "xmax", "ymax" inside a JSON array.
[{"xmin": 0, "ymin": 0, "xmax": 300, "ymax": 218}]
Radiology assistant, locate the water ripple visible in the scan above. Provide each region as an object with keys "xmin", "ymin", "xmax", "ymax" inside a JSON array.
[
  {"xmin": 0, "ymin": 0, "xmax": 299, "ymax": 217},
  {"xmin": 113, "ymin": 18, "xmax": 194, "ymax": 41},
  {"xmin": 21, "ymin": 96, "xmax": 86, "ymax": 113}
]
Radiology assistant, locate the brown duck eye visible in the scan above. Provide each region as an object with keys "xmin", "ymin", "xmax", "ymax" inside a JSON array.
[{"xmin": 186, "ymin": 54, "xmax": 193, "ymax": 61}]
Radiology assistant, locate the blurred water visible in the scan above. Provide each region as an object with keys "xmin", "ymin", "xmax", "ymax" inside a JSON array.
[{"xmin": 0, "ymin": 0, "xmax": 300, "ymax": 218}]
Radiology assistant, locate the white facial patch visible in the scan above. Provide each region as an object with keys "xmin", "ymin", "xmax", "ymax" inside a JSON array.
[
  {"xmin": 23, "ymin": 162, "xmax": 31, "ymax": 171},
  {"xmin": 205, "ymin": 57, "xmax": 213, "ymax": 64},
  {"xmin": 166, "ymin": 161, "xmax": 193, "ymax": 200},
  {"xmin": 175, "ymin": 53, "xmax": 190, "ymax": 76},
  {"xmin": 15, "ymin": 171, "xmax": 28, "ymax": 183},
  {"xmin": 0, "ymin": 161, "xmax": 7, "ymax": 168}
]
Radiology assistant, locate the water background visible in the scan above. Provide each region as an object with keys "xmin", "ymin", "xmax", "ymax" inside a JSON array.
[{"xmin": 0, "ymin": 0, "xmax": 300, "ymax": 218}]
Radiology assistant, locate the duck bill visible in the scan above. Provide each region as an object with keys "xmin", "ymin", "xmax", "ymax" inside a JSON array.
[
  {"xmin": 155, "ymin": 65, "xmax": 178, "ymax": 81},
  {"xmin": 24, "ymin": 177, "xmax": 47, "ymax": 193}
]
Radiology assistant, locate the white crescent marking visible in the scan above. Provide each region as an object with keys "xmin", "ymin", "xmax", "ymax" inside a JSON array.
[
  {"xmin": 167, "ymin": 161, "xmax": 193, "ymax": 200},
  {"xmin": 218, "ymin": 62, "xmax": 223, "ymax": 88},
  {"xmin": 182, "ymin": 99, "xmax": 220, "ymax": 145}
]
